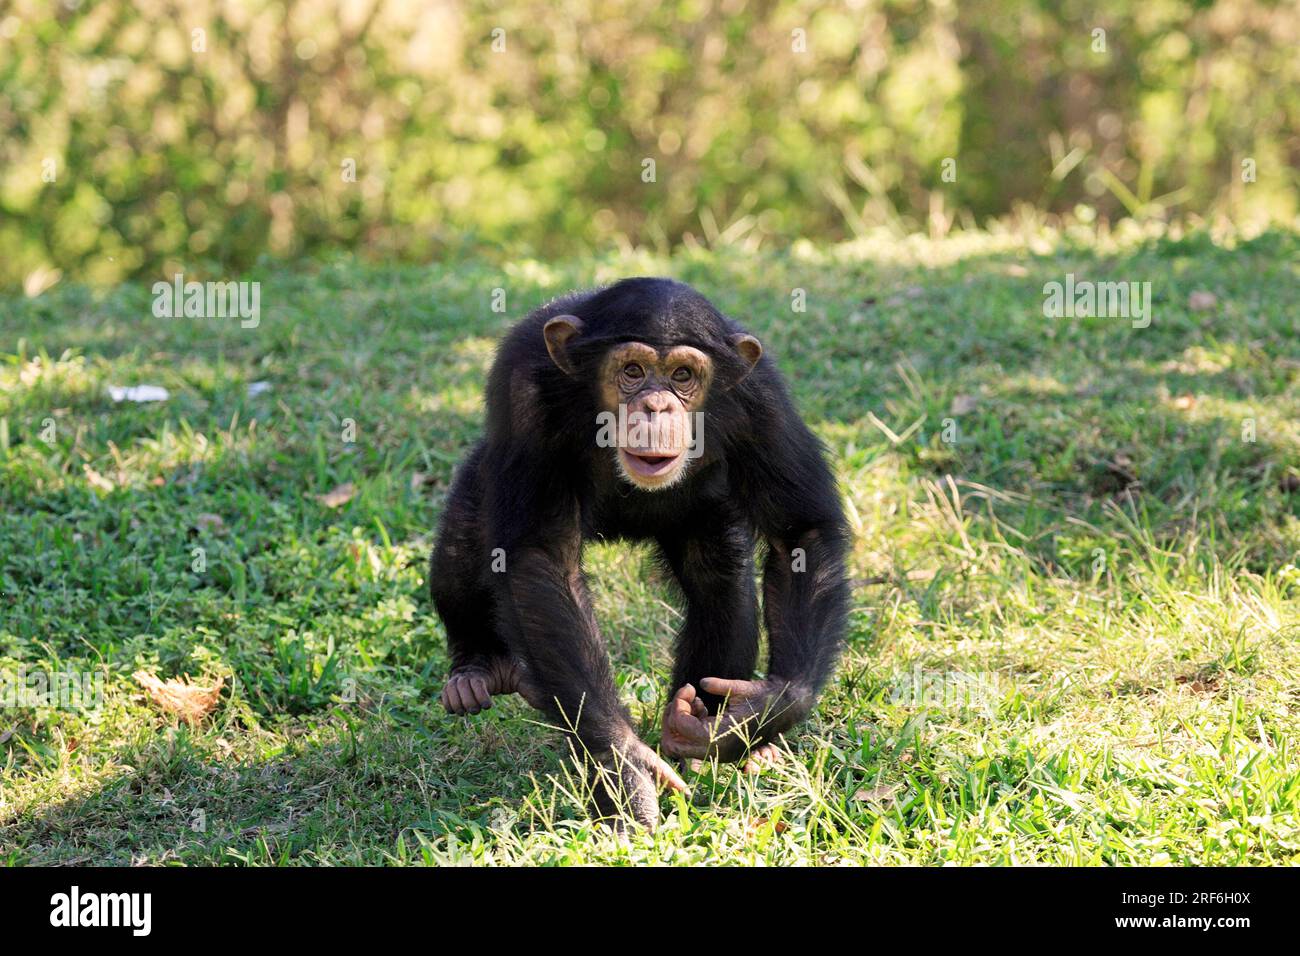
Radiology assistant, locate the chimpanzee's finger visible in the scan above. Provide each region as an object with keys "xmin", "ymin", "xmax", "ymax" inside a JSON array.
[
  {"xmin": 669, "ymin": 695, "xmax": 711, "ymax": 743},
  {"xmin": 469, "ymin": 675, "xmax": 491, "ymax": 709},
  {"xmin": 699, "ymin": 677, "xmax": 763, "ymax": 699},
  {"xmin": 691, "ymin": 697, "xmax": 709, "ymax": 720},
  {"xmin": 651, "ymin": 755, "xmax": 691, "ymax": 795},
  {"xmin": 454, "ymin": 680, "xmax": 480, "ymax": 714},
  {"xmin": 743, "ymin": 742, "xmax": 782, "ymax": 774},
  {"xmin": 444, "ymin": 681, "xmax": 469, "ymax": 714}
]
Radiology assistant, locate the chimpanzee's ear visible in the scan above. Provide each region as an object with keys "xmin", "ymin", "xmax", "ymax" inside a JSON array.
[
  {"xmin": 543, "ymin": 315, "xmax": 583, "ymax": 375},
  {"xmin": 729, "ymin": 332, "xmax": 763, "ymax": 385}
]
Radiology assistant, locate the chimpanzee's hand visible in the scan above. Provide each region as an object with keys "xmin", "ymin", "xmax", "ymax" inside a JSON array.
[
  {"xmin": 589, "ymin": 736, "xmax": 691, "ymax": 830},
  {"xmin": 440, "ymin": 657, "xmax": 544, "ymax": 715},
  {"xmin": 661, "ymin": 679, "xmax": 798, "ymax": 770}
]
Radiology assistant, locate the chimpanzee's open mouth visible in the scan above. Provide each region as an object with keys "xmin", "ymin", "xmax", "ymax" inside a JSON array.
[{"xmin": 620, "ymin": 448, "xmax": 684, "ymax": 479}]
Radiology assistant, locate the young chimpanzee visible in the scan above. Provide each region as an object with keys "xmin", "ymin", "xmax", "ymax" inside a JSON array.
[{"xmin": 430, "ymin": 277, "xmax": 849, "ymax": 827}]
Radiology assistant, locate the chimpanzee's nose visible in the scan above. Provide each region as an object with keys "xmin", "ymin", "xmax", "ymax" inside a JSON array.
[{"xmin": 640, "ymin": 389, "xmax": 672, "ymax": 413}]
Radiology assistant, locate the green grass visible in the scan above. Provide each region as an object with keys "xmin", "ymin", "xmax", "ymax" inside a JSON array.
[{"xmin": 1, "ymin": 227, "xmax": 1298, "ymax": 865}]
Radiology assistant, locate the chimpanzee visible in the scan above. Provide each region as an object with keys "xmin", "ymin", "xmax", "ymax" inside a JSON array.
[{"xmin": 430, "ymin": 277, "xmax": 849, "ymax": 827}]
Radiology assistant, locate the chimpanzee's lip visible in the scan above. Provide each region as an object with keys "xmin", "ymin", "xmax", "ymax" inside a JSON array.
[{"xmin": 620, "ymin": 448, "xmax": 685, "ymax": 479}]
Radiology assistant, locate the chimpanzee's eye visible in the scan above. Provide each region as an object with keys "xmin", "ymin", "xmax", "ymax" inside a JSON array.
[
  {"xmin": 671, "ymin": 366, "xmax": 692, "ymax": 383},
  {"xmin": 623, "ymin": 363, "xmax": 644, "ymax": 380}
]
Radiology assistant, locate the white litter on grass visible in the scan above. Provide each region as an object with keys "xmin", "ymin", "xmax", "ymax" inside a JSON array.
[
  {"xmin": 108, "ymin": 385, "xmax": 170, "ymax": 403},
  {"xmin": 247, "ymin": 380, "xmax": 272, "ymax": 397}
]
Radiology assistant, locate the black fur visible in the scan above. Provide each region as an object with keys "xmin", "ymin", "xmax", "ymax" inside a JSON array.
[{"xmin": 430, "ymin": 277, "xmax": 849, "ymax": 760}]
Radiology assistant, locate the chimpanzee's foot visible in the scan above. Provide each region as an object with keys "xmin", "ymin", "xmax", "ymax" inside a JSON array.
[
  {"xmin": 589, "ymin": 736, "xmax": 691, "ymax": 830},
  {"xmin": 440, "ymin": 657, "xmax": 534, "ymax": 715}
]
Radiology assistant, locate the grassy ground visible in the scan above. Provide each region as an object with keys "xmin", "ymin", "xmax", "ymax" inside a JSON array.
[{"xmin": 1, "ymin": 227, "xmax": 1298, "ymax": 865}]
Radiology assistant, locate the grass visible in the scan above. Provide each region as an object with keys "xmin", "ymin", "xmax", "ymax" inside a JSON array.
[{"xmin": 1, "ymin": 226, "xmax": 1298, "ymax": 865}]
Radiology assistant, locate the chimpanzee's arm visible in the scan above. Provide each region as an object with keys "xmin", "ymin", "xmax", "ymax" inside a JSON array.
[
  {"xmin": 485, "ymin": 488, "xmax": 629, "ymax": 750},
  {"xmin": 757, "ymin": 510, "xmax": 850, "ymax": 727},
  {"xmin": 484, "ymin": 449, "xmax": 687, "ymax": 823},
  {"xmin": 737, "ymin": 395, "xmax": 850, "ymax": 741}
]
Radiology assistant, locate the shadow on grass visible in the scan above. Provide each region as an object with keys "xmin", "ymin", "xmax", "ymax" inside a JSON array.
[{"xmin": 2, "ymin": 702, "xmax": 564, "ymax": 865}]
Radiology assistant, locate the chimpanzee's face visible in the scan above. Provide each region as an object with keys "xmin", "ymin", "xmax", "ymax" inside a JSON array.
[
  {"xmin": 542, "ymin": 310, "xmax": 762, "ymax": 493},
  {"xmin": 597, "ymin": 342, "xmax": 713, "ymax": 490}
]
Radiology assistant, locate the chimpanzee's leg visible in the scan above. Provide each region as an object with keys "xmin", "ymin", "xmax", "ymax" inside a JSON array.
[
  {"xmin": 430, "ymin": 443, "xmax": 527, "ymax": 714},
  {"xmin": 656, "ymin": 510, "xmax": 760, "ymax": 715}
]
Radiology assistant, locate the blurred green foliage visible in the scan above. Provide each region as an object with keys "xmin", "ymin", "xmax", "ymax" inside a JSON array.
[{"xmin": 0, "ymin": 0, "xmax": 1296, "ymax": 288}]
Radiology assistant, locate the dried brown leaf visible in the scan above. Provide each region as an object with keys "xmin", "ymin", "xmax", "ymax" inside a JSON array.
[
  {"xmin": 950, "ymin": 394, "xmax": 979, "ymax": 415},
  {"xmin": 315, "ymin": 482, "xmax": 357, "ymax": 508},
  {"xmin": 133, "ymin": 670, "xmax": 225, "ymax": 726}
]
